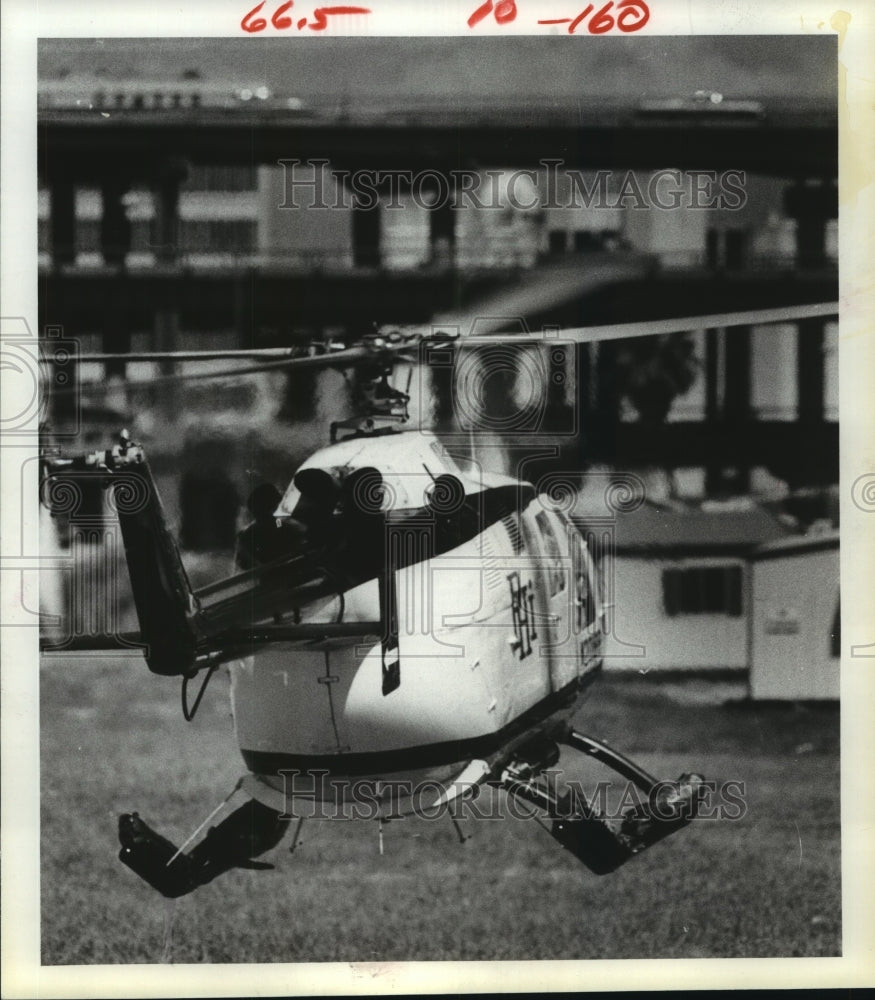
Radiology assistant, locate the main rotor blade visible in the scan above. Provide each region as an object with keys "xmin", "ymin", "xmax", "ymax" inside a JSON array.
[
  {"xmin": 65, "ymin": 345, "xmax": 371, "ymax": 367},
  {"xmin": 55, "ymin": 300, "xmax": 837, "ymax": 396},
  {"xmin": 455, "ymin": 300, "xmax": 839, "ymax": 345},
  {"xmin": 50, "ymin": 345, "xmax": 381, "ymax": 395},
  {"xmin": 432, "ymin": 252, "xmax": 654, "ymax": 336},
  {"xmin": 72, "ymin": 348, "xmax": 308, "ymax": 362}
]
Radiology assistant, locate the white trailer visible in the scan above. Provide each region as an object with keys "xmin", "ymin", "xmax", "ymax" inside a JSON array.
[{"xmin": 749, "ymin": 532, "xmax": 840, "ymax": 700}]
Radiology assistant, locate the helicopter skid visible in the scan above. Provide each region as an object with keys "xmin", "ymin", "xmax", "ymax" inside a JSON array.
[
  {"xmin": 549, "ymin": 770, "xmax": 707, "ymax": 875},
  {"xmin": 118, "ymin": 800, "xmax": 288, "ymax": 899},
  {"xmin": 502, "ymin": 730, "xmax": 707, "ymax": 875}
]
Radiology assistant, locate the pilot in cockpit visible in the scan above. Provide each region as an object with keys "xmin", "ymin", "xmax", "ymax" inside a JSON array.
[
  {"xmin": 236, "ymin": 465, "xmax": 390, "ymax": 582},
  {"xmin": 238, "ymin": 467, "xmax": 348, "ymax": 572},
  {"xmin": 234, "ymin": 483, "xmax": 290, "ymax": 571}
]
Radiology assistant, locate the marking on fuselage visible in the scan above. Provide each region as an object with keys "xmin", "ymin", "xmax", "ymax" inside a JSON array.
[{"xmin": 508, "ymin": 571, "xmax": 537, "ymax": 659}]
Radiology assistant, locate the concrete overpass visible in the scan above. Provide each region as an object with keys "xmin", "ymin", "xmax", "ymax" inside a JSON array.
[{"xmin": 39, "ymin": 100, "xmax": 836, "ymax": 178}]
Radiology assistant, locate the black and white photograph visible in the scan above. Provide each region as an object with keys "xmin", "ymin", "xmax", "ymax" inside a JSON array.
[{"xmin": 2, "ymin": 1, "xmax": 874, "ymax": 995}]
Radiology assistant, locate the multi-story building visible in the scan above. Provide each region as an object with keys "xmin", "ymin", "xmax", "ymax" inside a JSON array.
[{"xmin": 38, "ymin": 74, "xmax": 838, "ymax": 512}]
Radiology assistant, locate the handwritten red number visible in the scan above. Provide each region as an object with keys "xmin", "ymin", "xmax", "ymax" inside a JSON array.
[
  {"xmin": 541, "ymin": 0, "xmax": 648, "ymax": 34},
  {"xmin": 494, "ymin": 0, "xmax": 517, "ymax": 22},
  {"xmin": 467, "ymin": 0, "xmax": 493, "ymax": 26},
  {"xmin": 616, "ymin": 0, "xmax": 649, "ymax": 31},
  {"xmin": 241, "ymin": 0, "xmax": 268, "ymax": 31},
  {"xmin": 468, "ymin": 0, "xmax": 516, "ymax": 27},
  {"xmin": 309, "ymin": 5, "xmax": 371, "ymax": 29},
  {"xmin": 568, "ymin": 4, "xmax": 593, "ymax": 32},
  {"xmin": 587, "ymin": 2, "xmax": 615, "ymax": 32},
  {"xmin": 272, "ymin": 0, "xmax": 294, "ymax": 28}
]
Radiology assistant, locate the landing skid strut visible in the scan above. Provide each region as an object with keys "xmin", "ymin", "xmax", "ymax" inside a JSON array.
[
  {"xmin": 118, "ymin": 799, "xmax": 289, "ymax": 898},
  {"xmin": 118, "ymin": 731, "xmax": 706, "ymax": 895},
  {"xmin": 501, "ymin": 730, "xmax": 706, "ymax": 875}
]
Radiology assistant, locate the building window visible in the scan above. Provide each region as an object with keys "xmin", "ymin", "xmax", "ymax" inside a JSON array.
[
  {"xmin": 130, "ymin": 219, "xmax": 154, "ymax": 253},
  {"xmin": 662, "ymin": 564, "xmax": 743, "ymax": 617},
  {"xmin": 180, "ymin": 219, "xmax": 257, "ymax": 254},
  {"xmin": 548, "ymin": 230, "xmax": 568, "ymax": 254},
  {"xmin": 572, "ymin": 533, "xmax": 596, "ymax": 630},
  {"xmin": 184, "ymin": 165, "xmax": 258, "ymax": 192},
  {"xmin": 573, "ymin": 230, "xmax": 601, "ymax": 253},
  {"xmin": 77, "ymin": 219, "xmax": 101, "ymax": 254},
  {"xmin": 707, "ymin": 228, "xmax": 749, "ymax": 271}
]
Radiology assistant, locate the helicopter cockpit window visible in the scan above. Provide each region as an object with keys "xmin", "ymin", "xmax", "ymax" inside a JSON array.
[
  {"xmin": 264, "ymin": 450, "xmax": 531, "ymax": 600},
  {"xmin": 501, "ymin": 513, "xmax": 525, "ymax": 554},
  {"xmin": 235, "ymin": 482, "xmax": 305, "ymax": 571},
  {"xmin": 570, "ymin": 532, "xmax": 596, "ymax": 631},
  {"xmin": 535, "ymin": 511, "xmax": 565, "ymax": 597}
]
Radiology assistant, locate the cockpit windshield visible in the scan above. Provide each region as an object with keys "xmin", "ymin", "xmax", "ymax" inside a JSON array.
[{"xmin": 216, "ymin": 453, "xmax": 530, "ymax": 633}]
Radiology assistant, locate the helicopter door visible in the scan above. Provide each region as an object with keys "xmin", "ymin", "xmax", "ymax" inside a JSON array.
[{"xmin": 522, "ymin": 505, "xmax": 574, "ymax": 693}]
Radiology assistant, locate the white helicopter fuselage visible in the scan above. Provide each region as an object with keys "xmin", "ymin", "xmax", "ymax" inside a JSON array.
[{"xmin": 228, "ymin": 432, "xmax": 605, "ymax": 816}]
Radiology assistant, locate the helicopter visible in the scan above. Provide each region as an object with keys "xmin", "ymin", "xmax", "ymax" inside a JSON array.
[{"xmin": 39, "ymin": 297, "xmax": 836, "ymax": 900}]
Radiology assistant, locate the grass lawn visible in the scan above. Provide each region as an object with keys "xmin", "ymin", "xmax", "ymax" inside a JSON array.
[{"xmin": 40, "ymin": 657, "xmax": 840, "ymax": 964}]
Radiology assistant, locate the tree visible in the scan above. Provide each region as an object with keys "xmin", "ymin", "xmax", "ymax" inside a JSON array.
[{"xmin": 614, "ymin": 331, "xmax": 700, "ymax": 496}]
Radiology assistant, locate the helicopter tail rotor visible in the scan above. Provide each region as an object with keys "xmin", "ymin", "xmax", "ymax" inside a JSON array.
[{"xmin": 41, "ymin": 431, "xmax": 204, "ymax": 676}]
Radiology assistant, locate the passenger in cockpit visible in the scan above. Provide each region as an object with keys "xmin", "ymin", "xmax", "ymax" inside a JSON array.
[
  {"xmin": 235, "ymin": 483, "xmax": 289, "ymax": 571},
  {"xmin": 289, "ymin": 468, "xmax": 340, "ymax": 547},
  {"xmin": 236, "ymin": 469, "xmax": 341, "ymax": 572}
]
